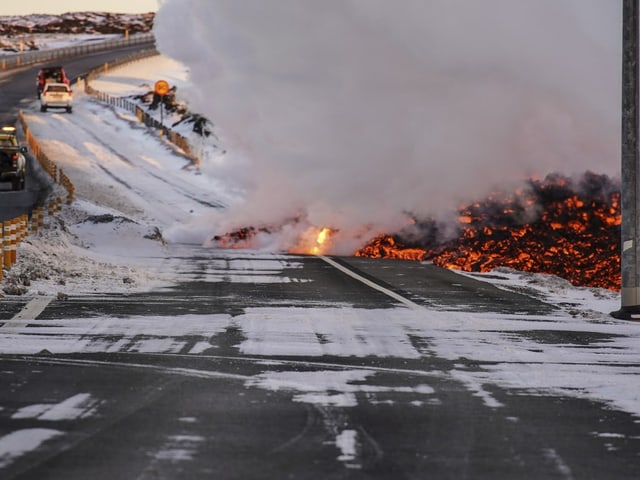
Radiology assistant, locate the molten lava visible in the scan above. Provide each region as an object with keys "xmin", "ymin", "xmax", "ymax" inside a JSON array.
[
  {"xmin": 356, "ymin": 172, "xmax": 621, "ymax": 291},
  {"xmin": 211, "ymin": 226, "xmax": 271, "ymax": 249}
]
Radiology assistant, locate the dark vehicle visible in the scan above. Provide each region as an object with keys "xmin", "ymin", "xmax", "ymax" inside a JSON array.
[
  {"xmin": 36, "ymin": 66, "xmax": 70, "ymax": 98},
  {"xmin": 0, "ymin": 126, "xmax": 27, "ymax": 191}
]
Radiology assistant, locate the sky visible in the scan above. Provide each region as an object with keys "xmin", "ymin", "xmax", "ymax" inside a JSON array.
[
  {"xmin": 0, "ymin": 0, "xmax": 158, "ymax": 16},
  {"xmin": 154, "ymin": 0, "xmax": 622, "ymax": 254}
]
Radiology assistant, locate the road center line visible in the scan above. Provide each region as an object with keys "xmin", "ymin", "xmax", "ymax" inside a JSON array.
[
  {"xmin": 318, "ymin": 256, "xmax": 423, "ymax": 310},
  {"xmin": 6, "ymin": 296, "xmax": 54, "ymax": 324}
]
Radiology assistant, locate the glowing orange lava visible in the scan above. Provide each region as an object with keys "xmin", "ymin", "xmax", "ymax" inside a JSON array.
[{"xmin": 355, "ymin": 172, "xmax": 621, "ymax": 291}]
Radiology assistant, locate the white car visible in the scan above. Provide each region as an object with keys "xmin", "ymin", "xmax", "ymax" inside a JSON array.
[{"xmin": 40, "ymin": 82, "xmax": 73, "ymax": 113}]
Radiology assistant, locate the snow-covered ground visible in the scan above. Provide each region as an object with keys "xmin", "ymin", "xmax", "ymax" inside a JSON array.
[
  {"xmin": 3, "ymin": 54, "xmax": 232, "ymax": 296},
  {"xmin": 1, "ymin": 46, "xmax": 640, "ymax": 438}
]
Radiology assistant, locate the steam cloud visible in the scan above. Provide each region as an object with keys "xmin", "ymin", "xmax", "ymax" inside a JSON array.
[{"xmin": 154, "ymin": 0, "xmax": 621, "ymax": 253}]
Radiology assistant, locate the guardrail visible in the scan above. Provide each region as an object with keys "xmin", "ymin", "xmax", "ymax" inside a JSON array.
[
  {"xmin": 0, "ymin": 113, "xmax": 68, "ymax": 287},
  {"xmin": 83, "ymin": 51, "xmax": 200, "ymax": 165},
  {"xmin": 18, "ymin": 110, "xmax": 74, "ymax": 202},
  {"xmin": 0, "ymin": 201, "xmax": 62, "ymax": 285},
  {"xmin": 0, "ymin": 33, "xmax": 155, "ymax": 71}
]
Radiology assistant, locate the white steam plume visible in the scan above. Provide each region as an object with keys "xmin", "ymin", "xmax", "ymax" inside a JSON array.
[{"xmin": 154, "ymin": 0, "xmax": 621, "ymax": 253}]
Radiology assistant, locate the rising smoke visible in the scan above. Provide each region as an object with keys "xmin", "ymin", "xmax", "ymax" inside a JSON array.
[{"xmin": 154, "ymin": 0, "xmax": 621, "ymax": 253}]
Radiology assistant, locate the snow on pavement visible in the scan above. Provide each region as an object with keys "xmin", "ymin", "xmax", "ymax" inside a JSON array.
[{"xmin": 0, "ymin": 429, "xmax": 63, "ymax": 469}]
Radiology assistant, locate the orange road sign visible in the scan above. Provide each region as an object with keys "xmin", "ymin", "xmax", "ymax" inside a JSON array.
[{"xmin": 154, "ymin": 80, "xmax": 170, "ymax": 96}]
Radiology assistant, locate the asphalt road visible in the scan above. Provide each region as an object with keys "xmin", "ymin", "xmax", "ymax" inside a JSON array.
[
  {"xmin": 0, "ymin": 250, "xmax": 639, "ymax": 479},
  {"xmin": 0, "ymin": 42, "xmax": 156, "ymax": 221}
]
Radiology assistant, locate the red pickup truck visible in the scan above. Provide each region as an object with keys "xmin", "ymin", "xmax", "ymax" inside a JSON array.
[{"xmin": 36, "ymin": 66, "xmax": 70, "ymax": 98}]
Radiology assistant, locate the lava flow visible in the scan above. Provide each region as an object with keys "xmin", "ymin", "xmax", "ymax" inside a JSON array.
[
  {"xmin": 356, "ymin": 172, "xmax": 621, "ymax": 291},
  {"xmin": 209, "ymin": 220, "xmax": 337, "ymax": 255}
]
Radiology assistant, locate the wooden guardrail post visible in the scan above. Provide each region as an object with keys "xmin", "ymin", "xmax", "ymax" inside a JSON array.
[
  {"xmin": 38, "ymin": 207, "xmax": 44, "ymax": 230},
  {"xmin": 32, "ymin": 207, "xmax": 44, "ymax": 232},
  {"xmin": 36, "ymin": 208, "xmax": 42, "ymax": 232}
]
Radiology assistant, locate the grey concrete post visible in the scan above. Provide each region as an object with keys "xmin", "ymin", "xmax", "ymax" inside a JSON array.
[{"xmin": 613, "ymin": 0, "xmax": 640, "ymax": 319}]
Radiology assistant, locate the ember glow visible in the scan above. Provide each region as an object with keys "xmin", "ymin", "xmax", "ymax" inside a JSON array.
[
  {"xmin": 356, "ymin": 172, "xmax": 621, "ymax": 291},
  {"xmin": 290, "ymin": 226, "xmax": 335, "ymax": 255},
  {"xmin": 210, "ymin": 226, "xmax": 273, "ymax": 250}
]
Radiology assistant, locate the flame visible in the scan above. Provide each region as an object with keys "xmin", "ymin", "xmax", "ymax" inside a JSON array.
[
  {"xmin": 312, "ymin": 227, "xmax": 331, "ymax": 254},
  {"xmin": 310, "ymin": 226, "xmax": 335, "ymax": 255},
  {"xmin": 289, "ymin": 226, "xmax": 336, "ymax": 255}
]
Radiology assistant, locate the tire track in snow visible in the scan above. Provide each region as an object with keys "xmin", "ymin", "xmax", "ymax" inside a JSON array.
[
  {"xmin": 69, "ymin": 106, "xmax": 226, "ymax": 208},
  {"xmin": 85, "ymin": 103, "xmax": 227, "ymax": 207},
  {"xmin": 38, "ymin": 105, "xmax": 226, "ymax": 221}
]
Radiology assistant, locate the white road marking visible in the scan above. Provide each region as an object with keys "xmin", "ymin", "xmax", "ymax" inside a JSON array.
[
  {"xmin": 318, "ymin": 256, "xmax": 423, "ymax": 310},
  {"xmin": 13, "ymin": 296, "xmax": 53, "ymax": 320},
  {"xmin": 0, "ymin": 296, "xmax": 54, "ymax": 328}
]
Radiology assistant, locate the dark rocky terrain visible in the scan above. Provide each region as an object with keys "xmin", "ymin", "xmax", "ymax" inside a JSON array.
[{"xmin": 0, "ymin": 12, "xmax": 154, "ymax": 36}]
